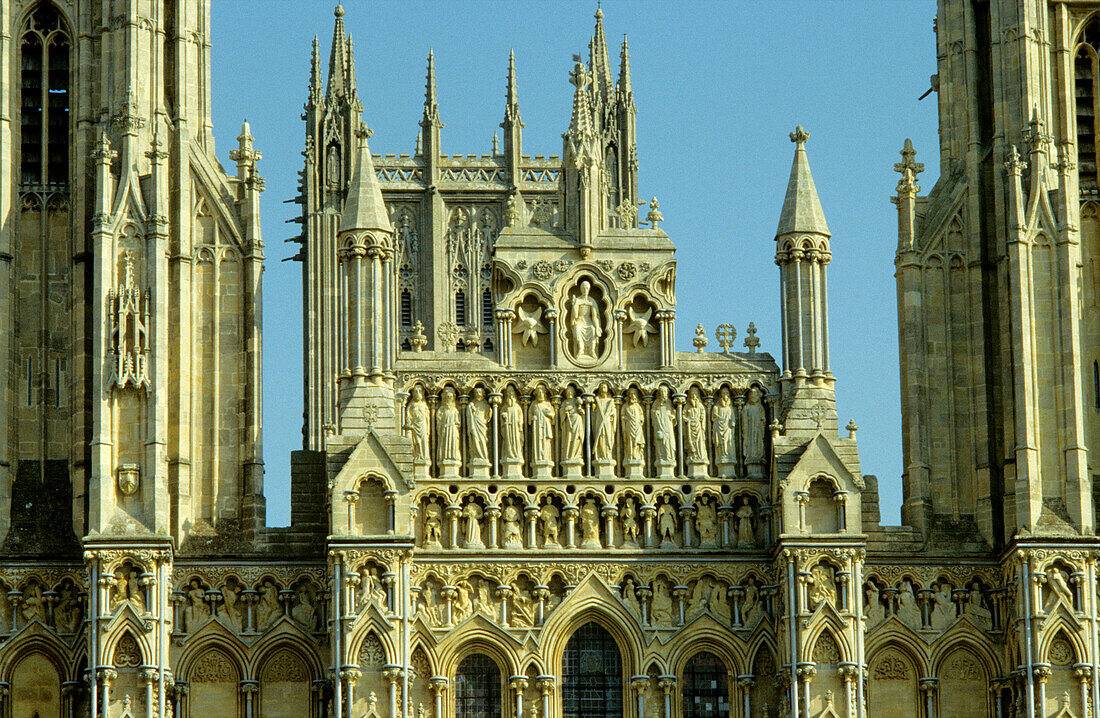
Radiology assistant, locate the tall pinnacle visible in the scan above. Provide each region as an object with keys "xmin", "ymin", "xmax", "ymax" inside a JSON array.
[
  {"xmin": 617, "ymin": 34, "xmax": 633, "ymax": 104},
  {"xmin": 423, "ymin": 50, "xmax": 441, "ymax": 125},
  {"xmin": 327, "ymin": 4, "xmax": 348, "ymax": 98},
  {"xmin": 340, "ymin": 124, "xmax": 392, "ymax": 235},
  {"xmin": 776, "ymin": 126, "xmax": 830, "ymax": 237},
  {"xmin": 589, "ymin": 6, "xmax": 614, "ymax": 103},
  {"xmin": 504, "ymin": 49, "xmax": 521, "ymax": 125},
  {"xmin": 346, "ymin": 34, "xmax": 360, "ymax": 105},
  {"xmin": 309, "ymin": 35, "xmax": 323, "ymax": 104},
  {"xmin": 568, "ymin": 55, "xmax": 594, "ymax": 140}
]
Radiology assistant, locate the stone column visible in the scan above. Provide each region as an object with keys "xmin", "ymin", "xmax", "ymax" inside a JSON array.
[
  {"xmin": 446, "ymin": 504, "xmax": 462, "ymax": 549},
  {"xmin": 737, "ymin": 675, "xmax": 753, "ymax": 718},
  {"xmin": 919, "ymin": 678, "xmax": 937, "ymax": 718},
  {"xmin": 797, "ymin": 664, "xmax": 816, "ymax": 717},
  {"xmin": 601, "ymin": 506, "xmax": 618, "ymax": 548},
  {"xmin": 658, "ymin": 676, "xmax": 676, "ymax": 718},
  {"xmin": 730, "ymin": 586, "xmax": 744, "ymax": 628},
  {"xmin": 525, "ymin": 503, "xmax": 540, "ymax": 548},
  {"xmin": 536, "ymin": 676, "xmax": 555, "ymax": 718},
  {"xmin": 486, "ymin": 505, "xmax": 502, "ymax": 549},
  {"xmin": 673, "ymin": 585, "xmax": 688, "ymax": 625},
  {"xmin": 641, "ymin": 505, "xmax": 656, "ymax": 549},
  {"xmin": 169, "ymin": 590, "xmax": 185, "ymax": 635},
  {"xmin": 533, "ymin": 586, "xmax": 550, "ymax": 625},
  {"xmin": 383, "ymin": 666, "xmax": 403, "ymax": 718},
  {"xmin": 441, "ymin": 586, "xmax": 457, "ymax": 626},
  {"xmin": 490, "ymin": 391, "xmax": 502, "ymax": 478},
  {"xmin": 382, "ymin": 573, "xmax": 396, "ymax": 614},
  {"xmin": 510, "ymin": 676, "xmax": 528, "ymax": 718},
  {"xmin": 636, "ymin": 585, "xmax": 652, "ymax": 626},
  {"xmin": 172, "ymin": 681, "xmax": 188, "ymax": 718},
  {"xmin": 630, "ymin": 676, "xmax": 648, "ymax": 718},
  {"xmin": 562, "ymin": 505, "xmax": 578, "ymax": 549},
  {"xmin": 496, "ymin": 585, "xmax": 514, "ymax": 627},
  {"xmin": 717, "ymin": 504, "xmax": 732, "ymax": 548},
  {"xmin": 833, "ymin": 491, "xmax": 847, "ymax": 531},
  {"xmin": 341, "ymin": 668, "xmax": 361, "ymax": 717},
  {"xmin": 97, "ymin": 667, "xmax": 116, "ymax": 718},
  {"xmin": 1035, "ymin": 665, "xmax": 1051, "ymax": 716},
  {"xmin": 141, "ymin": 667, "xmax": 157, "ymax": 718},
  {"xmin": 384, "ymin": 490, "xmax": 398, "ymax": 534},
  {"xmin": 241, "ymin": 680, "xmax": 259, "ymax": 718},
  {"xmin": 840, "ymin": 664, "xmax": 858, "ymax": 718},
  {"xmin": 431, "ymin": 677, "xmax": 448, "ymax": 718},
  {"xmin": 794, "ymin": 491, "xmax": 809, "ymax": 532},
  {"xmin": 545, "ymin": 309, "xmax": 558, "ymax": 365},
  {"xmin": 343, "ymin": 490, "xmax": 359, "ymax": 534},
  {"xmin": 679, "ymin": 505, "xmax": 695, "ymax": 548},
  {"xmin": 1075, "ymin": 664, "xmax": 1092, "ymax": 718},
  {"xmin": 673, "ymin": 393, "xmax": 685, "ymax": 477}
]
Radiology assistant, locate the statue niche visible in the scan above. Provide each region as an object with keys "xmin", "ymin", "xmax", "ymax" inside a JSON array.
[{"xmin": 562, "ymin": 276, "xmax": 611, "ymax": 367}]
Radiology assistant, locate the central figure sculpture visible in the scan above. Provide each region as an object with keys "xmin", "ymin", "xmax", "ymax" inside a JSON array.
[{"xmin": 569, "ymin": 279, "xmax": 602, "ymax": 360}]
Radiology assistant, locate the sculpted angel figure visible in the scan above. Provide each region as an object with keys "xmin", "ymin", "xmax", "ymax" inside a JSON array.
[
  {"xmin": 501, "ymin": 387, "xmax": 524, "ymax": 465},
  {"xmin": 593, "ymin": 383, "xmax": 618, "ymax": 462},
  {"xmin": 465, "ymin": 387, "xmax": 491, "ymax": 465},
  {"xmin": 435, "ymin": 386, "xmax": 461, "ymax": 467},
  {"xmin": 622, "ymin": 389, "xmax": 646, "ymax": 464},
  {"xmin": 570, "ymin": 280, "xmax": 601, "ymax": 359},
  {"xmin": 405, "ymin": 386, "xmax": 431, "ymax": 467},
  {"xmin": 560, "ymin": 386, "xmax": 585, "ymax": 463},
  {"xmin": 684, "ymin": 387, "xmax": 708, "ymax": 465},
  {"xmin": 529, "ymin": 386, "xmax": 555, "ymax": 466},
  {"xmin": 652, "ymin": 385, "xmax": 676, "ymax": 466}
]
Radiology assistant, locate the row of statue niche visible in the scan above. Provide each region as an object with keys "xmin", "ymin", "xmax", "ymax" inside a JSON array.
[
  {"xmin": 863, "ymin": 578, "xmax": 994, "ymax": 632},
  {"xmin": 418, "ymin": 492, "xmax": 767, "ymax": 551},
  {"xmin": 415, "ymin": 574, "xmax": 569, "ymax": 629},
  {"xmin": 0, "ymin": 578, "xmax": 84, "ymax": 635},
  {"xmin": 403, "ymin": 383, "xmax": 769, "ymax": 481},
  {"xmin": 619, "ymin": 575, "xmax": 772, "ymax": 630},
  {"xmin": 172, "ymin": 577, "xmax": 324, "ymax": 634}
]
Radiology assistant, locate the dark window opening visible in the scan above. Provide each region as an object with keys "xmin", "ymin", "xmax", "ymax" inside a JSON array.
[
  {"xmin": 400, "ymin": 289, "xmax": 413, "ymax": 328},
  {"xmin": 455, "ymin": 654, "xmax": 502, "ymax": 718},
  {"xmin": 1077, "ymin": 19, "xmax": 1100, "ymax": 193},
  {"xmin": 682, "ymin": 652, "xmax": 729, "ymax": 718},
  {"xmin": 20, "ymin": 3, "xmax": 69, "ymax": 189},
  {"xmin": 1094, "ymin": 359, "xmax": 1099, "ymax": 409},
  {"xmin": 482, "ymin": 288, "xmax": 493, "ymax": 329},
  {"xmin": 455, "ymin": 290, "xmax": 467, "ymax": 327},
  {"xmin": 562, "ymin": 621, "xmax": 622, "ymax": 718}
]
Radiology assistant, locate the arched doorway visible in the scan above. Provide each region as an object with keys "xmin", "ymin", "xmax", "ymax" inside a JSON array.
[
  {"xmin": 454, "ymin": 653, "xmax": 503, "ymax": 718},
  {"xmin": 682, "ymin": 651, "xmax": 730, "ymax": 717},
  {"xmin": 562, "ymin": 621, "xmax": 623, "ymax": 718}
]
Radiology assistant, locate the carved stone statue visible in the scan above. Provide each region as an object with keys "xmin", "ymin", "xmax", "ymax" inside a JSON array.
[
  {"xmin": 569, "ymin": 279, "xmax": 601, "ymax": 360},
  {"xmin": 463, "ymin": 501, "xmax": 485, "ymax": 549},
  {"xmin": 454, "ymin": 580, "xmax": 473, "ymax": 622},
  {"xmin": 560, "ymin": 387, "xmax": 585, "ymax": 476},
  {"xmin": 622, "ymin": 578, "xmax": 642, "ymax": 617},
  {"xmin": 809, "ymin": 564, "xmax": 837, "ymax": 609},
  {"xmin": 55, "ymin": 584, "xmax": 83, "ymax": 634},
  {"xmin": 966, "ymin": 582, "xmax": 992, "ymax": 630},
  {"xmin": 743, "ymin": 387, "xmax": 767, "ymax": 478},
  {"xmin": 712, "ymin": 388, "xmax": 736, "ymax": 476},
  {"xmin": 422, "ymin": 501, "xmax": 443, "ymax": 548},
  {"xmin": 580, "ymin": 498, "xmax": 602, "ymax": 549},
  {"xmin": 687, "ymin": 578, "xmax": 710, "ymax": 620},
  {"xmin": 695, "ymin": 496, "xmax": 717, "ymax": 548},
  {"xmin": 1046, "ymin": 568, "xmax": 1075, "ymax": 613},
  {"xmin": 620, "ymin": 498, "xmax": 639, "ymax": 548},
  {"xmin": 184, "ymin": 578, "xmax": 210, "ymax": 631},
  {"xmin": 405, "ymin": 386, "xmax": 431, "ymax": 476},
  {"xmin": 736, "ymin": 498, "xmax": 755, "ymax": 548},
  {"xmin": 710, "ymin": 580, "xmax": 731, "ymax": 625},
  {"xmin": 897, "ymin": 579, "xmax": 920, "ymax": 629},
  {"xmin": 930, "ymin": 583, "xmax": 955, "ymax": 630},
  {"xmin": 651, "ymin": 577, "xmax": 673, "ymax": 626},
  {"xmin": 466, "ymin": 387, "xmax": 491, "ymax": 476},
  {"xmin": 512, "ymin": 585, "xmax": 536, "ymax": 627},
  {"xmin": 864, "ymin": 584, "xmax": 885, "ymax": 626},
  {"xmin": 540, "ymin": 503, "xmax": 561, "ymax": 547},
  {"xmin": 529, "ymin": 387, "xmax": 555, "ymax": 477},
  {"xmin": 435, "ymin": 387, "xmax": 461, "ymax": 476},
  {"xmin": 222, "ymin": 579, "xmax": 242, "ymax": 631},
  {"xmin": 291, "ymin": 584, "xmax": 317, "ymax": 631},
  {"xmin": 359, "ymin": 568, "xmax": 388, "ymax": 611},
  {"xmin": 622, "ymin": 389, "xmax": 645, "ymax": 476},
  {"xmin": 742, "ymin": 582, "xmax": 763, "ymax": 626},
  {"xmin": 21, "ymin": 583, "xmax": 45, "ymax": 623},
  {"xmin": 501, "ymin": 499, "xmax": 523, "ymax": 549},
  {"xmin": 657, "ymin": 497, "xmax": 677, "ymax": 548},
  {"xmin": 257, "ymin": 579, "xmax": 280, "ymax": 630},
  {"xmin": 501, "ymin": 387, "xmax": 524, "ymax": 478},
  {"xmin": 110, "ymin": 567, "xmax": 145, "ymax": 614},
  {"xmin": 593, "ymin": 383, "xmax": 617, "ymax": 476},
  {"xmin": 684, "ymin": 387, "xmax": 708, "ymax": 474},
  {"xmin": 652, "ymin": 385, "xmax": 676, "ymax": 476}
]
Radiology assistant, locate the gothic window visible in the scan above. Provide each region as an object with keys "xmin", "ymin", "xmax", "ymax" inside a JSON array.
[
  {"xmin": 20, "ymin": 2, "xmax": 70, "ymax": 188},
  {"xmin": 482, "ymin": 288, "xmax": 493, "ymax": 328},
  {"xmin": 401, "ymin": 289, "xmax": 413, "ymax": 328},
  {"xmin": 454, "ymin": 653, "xmax": 502, "ymax": 718},
  {"xmin": 1076, "ymin": 17, "xmax": 1100, "ymax": 192},
  {"xmin": 562, "ymin": 621, "xmax": 622, "ymax": 718},
  {"xmin": 1094, "ymin": 360, "xmax": 1099, "ymax": 409},
  {"xmin": 682, "ymin": 652, "xmax": 729, "ymax": 718},
  {"xmin": 455, "ymin": 290, "xmax": 467, "ymax": 326}
]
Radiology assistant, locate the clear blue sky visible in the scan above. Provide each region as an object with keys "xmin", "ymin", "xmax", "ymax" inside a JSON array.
[{"xmin": 210, "ymin": 0, "xmax": 939, "ymax": 527}]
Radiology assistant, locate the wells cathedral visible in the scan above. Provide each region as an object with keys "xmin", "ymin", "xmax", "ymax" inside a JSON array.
[{"xmin": 9, "ymin": 0, "xmax": 1100, "ymax": 717}]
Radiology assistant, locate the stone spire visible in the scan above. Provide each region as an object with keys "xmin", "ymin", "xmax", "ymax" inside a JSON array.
[
  {"xmin": 502, "ymin": 49, "xmax": 523, "ymax": 184},
  {"xmin": 326, "ymin": 4, "xmax": 349, "ymax": 99},
  {"xmin": 589, "ymin": 6, "xmax": 614, "ymax": 104},
  {"xmin": 423, "ymin": 50, "xmax": 441, "ymax": 126},
  {"xmin": 568, "ymin": 56, "xmax": 595, "ymax": 142},
  {"xmin": 339, "ymin": 125, "xmax": 392, "ymax": 235},
  {"xmin": 346, "ymin": 34, "xmax": 362, "ymax": 111},
  {"xmin": 776, "ymin": 126, "xmax": 830, "ymax": 238}
]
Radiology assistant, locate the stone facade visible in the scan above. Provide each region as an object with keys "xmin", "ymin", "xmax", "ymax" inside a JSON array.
[{"xmin": 3, "ymin": 2, "xmax": 1100, "ymax": 718}]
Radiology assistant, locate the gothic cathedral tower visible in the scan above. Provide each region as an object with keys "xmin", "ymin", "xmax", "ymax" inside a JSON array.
[
  {"xmin": 897, "ymin": 1, "xmax": 1100, "ymax": 546},
  {"xmin": 0, "ymin": 0, "xmax": 264, "ymax": 551}
]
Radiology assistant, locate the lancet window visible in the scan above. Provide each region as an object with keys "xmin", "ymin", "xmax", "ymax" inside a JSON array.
[
  {"xmin": 562, "ymin": 621, "xmax": 622, "ymax": 718},
  {"xmin": 682, "ymin": 652, "xmax": 729, "ymax": 718},
  {"xmin": 445, "ymin": 206, "xmax": 497, "ymax": 336},
  {"xmin": 1075, "ymin": 17, "xmax": 1100, "ymax": 192},
  {"xmin": 19, "ymin": 2, "xmax": 70, "ymax": 188},
  {"xmin": 455, "ymin": 653, "xmax": 502, "ymax": 718}
]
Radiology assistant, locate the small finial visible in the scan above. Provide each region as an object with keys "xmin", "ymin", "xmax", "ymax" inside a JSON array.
[
  {"xmin": 646, "ymin": 197, "xmax": 663, "ymax": 228},
  {"xmin": 693, "ymin": 324, "xmax": 708, "ymax": 353},
  {"xmin": 595, "ymin": 5, "xmax": 603, "ymax": 20},
  {"xmin": 715, "ymin": 323, "xmax": 736, "ymax": 354},
  {"xmin": 743, "ymin": 322, "xmax": 760, "ymax": 354},
  {"xmin": 492, "ymin": 132, "xmax": 499, "ymax": 154},
  {"xmin": 846, "ymin": 419, "xmax": 859, "ymax": 439},
  {"xmin": 790, "ymin": 125, "xmax": 810, "ymax": 147},
  {"xmin": 334, "ymin": 3, "xmax": 344, "ymax": 17}
]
